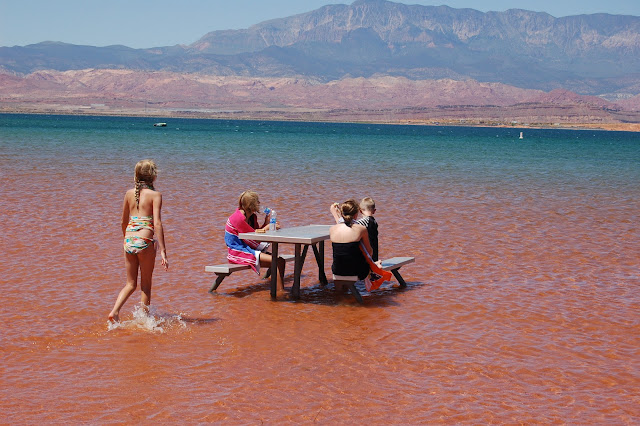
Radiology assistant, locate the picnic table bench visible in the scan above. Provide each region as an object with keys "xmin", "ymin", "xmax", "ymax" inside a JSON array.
[
  {"xmin": 333, "ymin": 256, "xmax": 415, "ymax": 303},
  {"xmin": 205, "ymin": 254, "xmax": 296, "ymax": 292},
  {"xmin": 205, "ymin": 254, "xmax": 414, "ymax": 302}
]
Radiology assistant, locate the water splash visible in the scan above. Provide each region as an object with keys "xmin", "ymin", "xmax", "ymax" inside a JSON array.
[{"xmin": 107, "ymin": 304, "xmax": 187, "ymax": 333}]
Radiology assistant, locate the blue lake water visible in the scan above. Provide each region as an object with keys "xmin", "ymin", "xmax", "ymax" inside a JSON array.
[{"xmin": 1, "ymin": 113, "xmax": 638, "ymax": 423}]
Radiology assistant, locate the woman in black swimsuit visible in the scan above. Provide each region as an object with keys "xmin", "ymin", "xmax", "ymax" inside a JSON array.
[{"xmin": 329, "ymin": 199, "xmax": 373, "ymax": 281}]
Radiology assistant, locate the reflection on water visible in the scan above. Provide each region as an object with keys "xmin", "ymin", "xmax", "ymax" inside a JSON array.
[{"xmin": 0, "ymin": 114, "xmax": 638, "ymax": 423}]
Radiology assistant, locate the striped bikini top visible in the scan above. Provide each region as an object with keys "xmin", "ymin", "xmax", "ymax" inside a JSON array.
[{"xmin": 126, "ymin": 216, "xmax": 154, "ymax": 233}]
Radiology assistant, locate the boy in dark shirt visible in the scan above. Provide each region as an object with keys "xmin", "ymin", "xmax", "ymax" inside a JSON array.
[{"xmin": 355, "ymin": 197, "xmax": 379, "ymax": 261}]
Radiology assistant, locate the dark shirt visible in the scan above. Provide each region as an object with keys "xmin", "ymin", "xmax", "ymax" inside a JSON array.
[{"xmin": 355, "ymin": 215, "xmax": 378, "ymax": 261}]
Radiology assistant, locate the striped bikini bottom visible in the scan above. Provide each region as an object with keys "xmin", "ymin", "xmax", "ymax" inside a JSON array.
[{"xmin": 123, "ymin": 235, "xmax": 155, "ymax": 255}]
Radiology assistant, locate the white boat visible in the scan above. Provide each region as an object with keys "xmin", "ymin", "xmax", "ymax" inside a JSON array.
[
  {"xmin": 154, "ymin": 122, "xmax": 167, "ymax": 127},
  {"xmin": 519, "ymin": 132, "xmax": 524, "ymax": 139}
]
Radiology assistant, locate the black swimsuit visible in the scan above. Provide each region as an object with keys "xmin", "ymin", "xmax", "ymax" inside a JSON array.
[{"xmin": 331, "ymin": 241, "xmax": 370, "ymax": 280}]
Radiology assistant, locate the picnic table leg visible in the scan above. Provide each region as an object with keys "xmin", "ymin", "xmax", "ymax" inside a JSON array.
[
  {"xmin": 349, "ymin": 283, "xmax": 364, "ymax": 304},
  {"xmin": 270, "ymin": 242, "xmax": 279, "ymax": 299},
  {"xmin": 209, "ymin": 274, "xmax": 227, "ymax": 292},
  {"xmin": 292, "ymin": 243, "xmax": 302, "ymax": 300},
  {"xmin": 312, "ymin": 241, "xmax": 328, "ymax": 286},
  {"xmin": 392, "ymin": 268, "xmax": 407, "ymax": 288}
]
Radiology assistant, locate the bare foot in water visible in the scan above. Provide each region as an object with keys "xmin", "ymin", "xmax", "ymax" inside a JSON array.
[
  {"xmin": 276, "ymin": 288, "xmax": 289, "ymax": 299},
  {"xmin": 108, "ymin": 312, "xmax": 119, "ymax": 323}
]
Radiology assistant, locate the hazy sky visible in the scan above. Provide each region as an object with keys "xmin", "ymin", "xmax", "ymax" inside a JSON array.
[{"xmin": 1, "ymin": 0, "xmax": 639, "ymax": 48}]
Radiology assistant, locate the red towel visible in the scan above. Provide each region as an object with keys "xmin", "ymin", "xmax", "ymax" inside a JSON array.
[{"xmin": 360, "ymin": 242, "xmax": 392, "ymax": 291}]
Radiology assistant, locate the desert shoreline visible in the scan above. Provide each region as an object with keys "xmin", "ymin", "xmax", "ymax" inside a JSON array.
[{"xmin": 1, "ymin": 106, "xmax": 639, "ymax": 133}]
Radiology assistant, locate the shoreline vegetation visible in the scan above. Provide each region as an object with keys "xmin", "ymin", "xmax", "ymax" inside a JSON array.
[{"xmin": 2, "ymin": 105, "xmax": 639, "ymax": 132}]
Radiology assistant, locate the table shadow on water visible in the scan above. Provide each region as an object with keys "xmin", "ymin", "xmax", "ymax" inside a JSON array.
[
  {"xmin": 209, "ymin": 273, "xmax": 424, "ymax": 306},
  {"xmin": 301, "ymin": 279, "xmax": 425, "ymax": 307}
]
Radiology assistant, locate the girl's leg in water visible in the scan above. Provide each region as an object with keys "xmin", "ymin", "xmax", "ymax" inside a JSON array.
[{"xmin": 108, "ymin": 252, "xmax": 140, "ymax": 322}]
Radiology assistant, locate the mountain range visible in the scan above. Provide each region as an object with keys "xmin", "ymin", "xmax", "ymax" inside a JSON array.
[{"xmin": 1, "ymin": 0, "xmax": 639, "ymax": 125}]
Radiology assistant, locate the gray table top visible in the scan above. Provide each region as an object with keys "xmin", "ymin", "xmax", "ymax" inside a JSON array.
[{"xmin": 238, "ymin": 224, "xmax": 332, "ymax": 244}]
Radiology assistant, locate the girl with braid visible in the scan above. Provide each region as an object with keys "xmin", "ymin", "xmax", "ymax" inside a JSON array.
[{"xmin": 109, "ymin": 159, "xmax": 168, "ymax": 323}]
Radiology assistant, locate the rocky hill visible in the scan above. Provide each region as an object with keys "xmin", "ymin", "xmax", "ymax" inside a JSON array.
[
  {"xmin": 1, "ymin": 0, "xmax": 639, "ymax": 126},
  {"xmin": 1, "ymin": 0, "xmax": 639, "ymax": 98},
  {"xmin": 2, "ymin": 68, "xmax": 638, "ymax": 128}
]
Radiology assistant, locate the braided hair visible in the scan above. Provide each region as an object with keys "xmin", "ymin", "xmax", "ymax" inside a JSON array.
[
  {"xmin": 134, "ymin": 180, "xmax": 155, "ymax": 207},
  {"xmin": 133, "ymin": 159, "xmax": 158, "ymax": 207}
]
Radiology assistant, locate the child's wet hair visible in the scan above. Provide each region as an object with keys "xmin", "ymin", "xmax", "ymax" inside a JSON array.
[
  {"xmin": 239, "ymin": 190, "xmax": 260, "ymax": 214},
  {"xmin": 134, "ymin": 159, "xmax": 157, "ymax": 206},
  {"xmin": 135, "ymin": 159, "xmax": 158, "ymax": 184},
  {"xmin": 360, "ymin": 197, "xmax": 376, "ymax": 212}
]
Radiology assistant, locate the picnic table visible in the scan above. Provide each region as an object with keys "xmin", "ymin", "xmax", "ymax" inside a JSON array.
[
  {"xmin": 208, "ymin": 223, "xmax": 415, "ymax": 303},
  {"xmin": 238, "ymin": 224, "xmax": 332, "ymax": 299}
]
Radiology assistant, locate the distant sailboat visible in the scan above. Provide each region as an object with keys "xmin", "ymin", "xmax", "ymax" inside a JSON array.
[{"xmin": 519, "ymin": 132, "xmax": 524, "ymax": 139}]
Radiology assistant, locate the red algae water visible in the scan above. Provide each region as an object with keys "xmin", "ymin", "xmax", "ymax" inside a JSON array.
[{"xmin": 1, "ymin": 115, "xmax": 638, "ymax": 423}]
